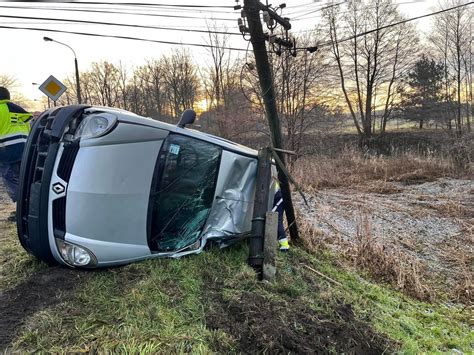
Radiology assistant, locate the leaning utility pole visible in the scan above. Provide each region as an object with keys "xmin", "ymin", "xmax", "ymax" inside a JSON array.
[{"xmin": 242, "ymin": 0, "xmax": 299, "ymax": 241}]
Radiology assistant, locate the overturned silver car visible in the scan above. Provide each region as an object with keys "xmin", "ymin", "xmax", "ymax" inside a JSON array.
[{"xmin": 17, "ymin": 105, "xmax": 265, "ymax": 268}]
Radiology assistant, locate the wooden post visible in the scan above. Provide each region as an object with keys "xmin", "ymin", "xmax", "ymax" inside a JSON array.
[{"xmin": 263, "ymin": 211, "xmax": 278, "ymax": 281}]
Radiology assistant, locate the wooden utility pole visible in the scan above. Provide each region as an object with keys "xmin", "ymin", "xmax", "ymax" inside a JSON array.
[
  {"xmin": 243, "ymin": 0, "xmax": 299, "ymax": 241},
  {"xmin": 249, "ymin": 148, "xmax": 272, "ymax": 278}
]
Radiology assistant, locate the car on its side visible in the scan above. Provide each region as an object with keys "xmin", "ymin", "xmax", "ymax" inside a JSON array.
[{"xmin": 17, "ymin": 105, "xmax": 267, "ymax": 268}]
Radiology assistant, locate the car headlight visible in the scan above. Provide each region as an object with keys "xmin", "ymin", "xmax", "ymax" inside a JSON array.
[
  {"xmin": 74, "ymin": 113, "xmax": 117, "ymax": 140},
  {"xmin": 55, "ymin": 239, "xmax": 97, "ymax": 267}
]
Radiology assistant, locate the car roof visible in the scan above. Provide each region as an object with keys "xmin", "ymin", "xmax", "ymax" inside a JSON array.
[{"xmin": 85, "ymin": 106, "xmax": 259, "ymax": 158}]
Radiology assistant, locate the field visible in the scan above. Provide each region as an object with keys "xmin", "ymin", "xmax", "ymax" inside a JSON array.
[{"xmin": 0, "ymin": 130, "xmax": 472, "ymax": 353}]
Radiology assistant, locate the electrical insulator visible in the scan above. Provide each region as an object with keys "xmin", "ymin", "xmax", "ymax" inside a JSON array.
[
  {"xmin": 275, "ymin": 45, "xmax": 282, "ymax": 56},
  {"xmin": 238, "ymin": 18, "xmax": 245, "ymax": 33},
  {"xmin": 268, "ymin": 33, "xmax": 276, "ymax": 44},
  {"xmin": 241, "ymin": 9, "xmax": 247, "ymax": 18},
  {"xmin": 262, "ymin": 11, "xmax": 270, "ymax": 24},
  {"xmin": 279, "ymin": 3, "xmax": 286, "ymax": 9}
]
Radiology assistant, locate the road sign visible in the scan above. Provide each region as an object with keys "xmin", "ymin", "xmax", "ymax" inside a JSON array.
[{"xmin": 39, "ymin": 75, "xmax": 67, "ymax": 102}]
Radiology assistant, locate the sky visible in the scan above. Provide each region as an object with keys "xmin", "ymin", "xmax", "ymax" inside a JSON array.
[{"xmin": 0, "ymin": 0, "xmax": 437, "ymax": 109}]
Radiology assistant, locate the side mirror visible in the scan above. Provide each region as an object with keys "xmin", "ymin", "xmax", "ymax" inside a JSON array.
[{"xmin": 177, "ymin": 109, "xmax": 196, "ymax": 129}]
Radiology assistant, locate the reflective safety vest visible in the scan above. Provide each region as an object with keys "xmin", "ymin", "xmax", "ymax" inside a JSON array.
[{"xmin": 0, "ymin": 99, "xmax": 31, "ymax": 149}]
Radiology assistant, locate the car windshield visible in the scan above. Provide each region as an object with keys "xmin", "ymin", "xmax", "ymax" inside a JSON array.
[{"xmin": 149, "ymin": 133, "xmax": 221, "ymax": 252}]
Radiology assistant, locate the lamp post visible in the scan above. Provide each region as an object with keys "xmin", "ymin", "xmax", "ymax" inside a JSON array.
[{"xmin": 43, "ymin": 36, "xmax": 82, "ymax": 104}]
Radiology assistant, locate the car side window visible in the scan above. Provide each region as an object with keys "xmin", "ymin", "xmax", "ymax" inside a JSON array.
[{"xmin": 149, "ymin": 134, "xmax": 221, "ymax": 252}]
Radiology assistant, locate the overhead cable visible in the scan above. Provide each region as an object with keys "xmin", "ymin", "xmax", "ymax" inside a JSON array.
[
  {"xmin": 0, "ymin": 5, "xmax": 237, "ymax": 21},
  {"xmin": 292, "ymin": 1, "xmax": 347, "ymax": 20},
  {"xmin": 293, "ymin": 0, "xmax": 426, "ymax": 20},
  {"xmin": 298, "ymin": 1, "xmax": 474, "ymax": 51},
  {"xmin": 0, "ymin": 25, "xmax": 249, "ymax": 51},
  {"xmin": 57, "ymin": 1, "xmax": 235, "ymax": 8},
  {"xmin": 0, "ymin": 14, "xmax": 241, "ymax": 36}
]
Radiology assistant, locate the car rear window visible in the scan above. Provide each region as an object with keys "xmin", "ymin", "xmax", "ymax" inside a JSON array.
[{"xmin": 149, "ymin": 133, "xmax": 221, "ymax": 252}]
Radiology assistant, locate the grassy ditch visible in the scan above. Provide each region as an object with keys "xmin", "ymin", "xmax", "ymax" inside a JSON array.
[{"xmin": 0, "ymin": 221, "xmax": 471, "ymax": 353}]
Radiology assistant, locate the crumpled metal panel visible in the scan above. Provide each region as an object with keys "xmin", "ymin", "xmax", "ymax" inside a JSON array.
[{"xmin": 202, "ymin": 150, "xmax": 258, "ymax": 241}]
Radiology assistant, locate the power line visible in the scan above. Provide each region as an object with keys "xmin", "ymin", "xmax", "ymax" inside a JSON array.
[
  {"xmin": 0, "ymin": 25, "xmax": 249, "ymax": 51},
  {"xmin": 0, "ymin": 14, "xmax": 242, "ymax": 36},
  {"xmin": 0, "ymin": 5, "xmax": 238, "ymax": 21},
  {"xmin": 289, "ymin": 1, "xmax": 329, "ymax": 9},
  {"xmin": 299, "ymin": 1, "xmax": 474, "ymax": 51},
  {"xmin": 60, "ymin": 3, "xmax": 236, "ymax": 14},
  {"xmin": 40, "ymin": 3, "xmax": 236, "ymax": 14},
  {"xmin": 285, "ymin": 1, "xmax": 329, "ymax": 16},
  {"xmin": 290, "ymin": 0, "xmax": 430, "ymax": 34},
  {"xmin": 58, "ymin": 1, "xmax": 235, "ymax": 8},
  {"xmin": 292, "ymin": 0, "xmax": 427, "ymax": 21},
  {"xmin": 55, "ymin": 21, "xmax": 231, "ymax": 30},
  {"xmin": 292, "ymin": 1, "xmax": 347, "ymax": 20}
]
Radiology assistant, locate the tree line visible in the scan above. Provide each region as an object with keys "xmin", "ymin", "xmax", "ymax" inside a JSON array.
[{"xmin": 44, "ymin": 0, "xmax": 472, "ymax": 151}]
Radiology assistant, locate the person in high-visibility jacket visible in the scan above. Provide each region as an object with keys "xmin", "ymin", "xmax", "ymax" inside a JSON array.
[
  {"xmin": 272, "ymin": 181, "xmax": 289, "ymax": 251},
  {"xmin": 0, "ymin": 87, "xmax": 32, "ymax": 212}
]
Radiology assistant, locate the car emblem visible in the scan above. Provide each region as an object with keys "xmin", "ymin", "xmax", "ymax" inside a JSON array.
[{"xmin": 52, "ymin": 182, "xmax": 65, "ymax": 194}]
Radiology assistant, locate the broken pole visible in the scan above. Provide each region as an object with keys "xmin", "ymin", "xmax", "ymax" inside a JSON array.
[
  {"xmin": 249, "ymin": 148, "xmax": 271, "ymax": 278},
  {"xmin": 263, "ymin": 211, "xmax": 278, "ymax": 281},
  {"xmin": 244, "ymin": 0, "xmax": 300, "ymax": 241}
]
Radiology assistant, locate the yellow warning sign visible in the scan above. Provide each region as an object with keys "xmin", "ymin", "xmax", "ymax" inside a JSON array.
[
  {"xmin": 45, "ymin": 81, "xmax": 62, "ymax": 96},
  {"xmin": 39, "ymin": 75, "xmax": 67, "ymax": 102}
]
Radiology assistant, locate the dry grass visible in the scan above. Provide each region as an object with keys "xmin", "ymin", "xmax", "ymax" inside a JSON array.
[
  {"xmin": 427, "ymin": 201, "xmax": 474, "ymax": 219},
  {"xmin": 357, "ymin": 181, "xmax": 403, "ymax": 194},
  {"xmin": 291, "ymin": 139, "xmax": 473, "ymax": 303},
  {"xmin": 296, "ymin": 217, "xmax": 335, "ymax": 254},
  {"xmin": 435, "ymin": 232, "xmax": 474, "ymax": 304},
  {"xmin": 349, "ymin": 215, "xmax": 432, "ymax": 301},
  {"xmin": 453, "ymin": 257, "xmax": 473, "ymax": 304},
  {"xmin": 297, "ymin": 215, "xmax": 433, "ymax": 301},
  {"xmin": 292, "ymin": 147, "xmax": 468, "ymax": 191}
]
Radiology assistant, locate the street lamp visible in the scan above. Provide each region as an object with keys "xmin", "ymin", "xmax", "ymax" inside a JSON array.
[{"xmin": 43, "ymin": 36, "xmax": 82, "ymax": 104}]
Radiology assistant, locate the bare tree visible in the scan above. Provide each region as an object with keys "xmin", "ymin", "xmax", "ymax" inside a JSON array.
[
  {"xmin": 201, "ymin": 23, "xmax": 249, "ymax": 138},
  {"xmin": 270, "ymin": 31, "xmax": 332, "ymax": 159},
  {"xmin": 88, "ymin": 61, "xmax": 121, "ymax": 107},
  {"xmin": 127, "ymin": 59, "xmax": 168, "ymax": 119},
  {"xmin": 323, "ymin": 0, "xmax": 419, "ymax": 146},
  {"xmin": 0, "ymin": 74, "xmax": 18, "ymax": 90},
  {"xmin": 430, "ymin": 0, "xmax": 472, "ymax": 135},
  {"xmin": 117, "ymin": 61, "xmax": 129, "ymax": 110},
  {"xmin": 161, "ymin": 50, "xmax": 200, "ymax": 118}
]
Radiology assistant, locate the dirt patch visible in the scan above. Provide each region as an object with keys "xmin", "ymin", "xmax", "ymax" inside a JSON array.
[
  {"xmin": 0, "ymin": 267, "xmax": 87, "ymax": 351},
  {"xmin": 203, "ymin": 274, "xmax": 392, "ymax": 354}
]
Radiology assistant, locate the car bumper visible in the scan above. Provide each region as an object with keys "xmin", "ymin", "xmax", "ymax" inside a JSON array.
[{"xmin": 17, "ymin": 105, "xmax": 91, "ymax": 266}]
